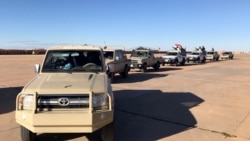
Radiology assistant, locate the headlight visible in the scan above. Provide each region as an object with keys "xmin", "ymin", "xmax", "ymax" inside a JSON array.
[
  {"xmin": 92, "ymin": 94, "xmax": 108, "ymax": 109},
  {"xmin": 18, "ymin": 94, "xmax": 34, "ymax": 110}
]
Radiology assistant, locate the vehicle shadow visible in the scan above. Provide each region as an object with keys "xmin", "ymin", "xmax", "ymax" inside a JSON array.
[
  {"xmin": 113, "ymin": 73, "xmax": 168, "ymax": 83},
  {"xmin": 0, "ymin": 87, "xmax": 22, "ymax": 114},
  {"xmin": 113, "ymin": 89, "xmax": 204, "ymax": 141},
  {"xmin": 16, "ymin": 89, "xmax": 203, "ymax": 141},
  {"xmin": 131, "ymin": 67, "xmax": 182, "ymax": 72}
]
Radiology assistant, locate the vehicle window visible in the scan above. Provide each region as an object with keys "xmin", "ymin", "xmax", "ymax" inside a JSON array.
[
  {"xmin": 207, "ymin": 52, "xmax": 214, "ymax": 55},
  {"xmin": 191, "ymin": 52, "xmax": 200, "ymax": 55},
  {"xmin": 117, "ymin": 50, "xmax": 123, "ymax": 59},
  {"xmin": 103, "ymin": 51, "xmax": 113, "ymax": 59},
  {"xmin": 131, "ymin": 51, "xmax": 148, "ymax": 57},
  {"xmin": 167, "ymin": 52, "xmax": 177, "ymax": 56},
  {"xmin": 42, "ymin": 50, "xmax": 103, "ymax": 72}
]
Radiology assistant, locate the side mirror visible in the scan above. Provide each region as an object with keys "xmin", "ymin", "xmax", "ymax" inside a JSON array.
[{"xmin": 34, "ymin": 64, "xmax": 40, "ymax": 73}]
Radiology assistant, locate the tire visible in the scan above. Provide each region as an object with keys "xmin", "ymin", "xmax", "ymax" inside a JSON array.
[
  {"xmin": 20, "ymin": 126, "xmax": 36, "ymax": 141},
  {"xmin": 100, "ymin": 122, "xmax": 114, "ymax": 141},
  {"xmin": 175, "ymin": 59, "xmax": 178, "ymax": 66},
  {"xmin": 196, "ymin": 58, "xmax": 200, "ymax": 63},
  {"xmin": 88, "ymin": 122, "xmax": 114, "ymax": 141},
  {"xmin": 202, "ymin": 58, "xmax": 206, "ymax": 63},
  {"xmin": 120, "ymin": 66, "xmax": 129, "ymax": 78},
  {"xmin": 180, "ymin": 59, "xmax": 185, "ymax": 66},
  {"xmin": 140, "ymin": 64, "xmax": 147, "ymax": 73},
  {"xmin": 153, "ymin": 62, "xmax": 160, "ymax": 70},
  {"xmin": 109, "ymin": 72, "xmax": 115, "ymax": 83}
]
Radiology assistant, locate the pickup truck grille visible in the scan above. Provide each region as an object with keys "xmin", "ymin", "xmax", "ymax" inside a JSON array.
[
  {"xmin": 37, "ymin": 94, "xmax": 89, "ymax": 111},
  {"xmin": 131, "ymin": 60, "xmax": 138, "ymax": 63}
]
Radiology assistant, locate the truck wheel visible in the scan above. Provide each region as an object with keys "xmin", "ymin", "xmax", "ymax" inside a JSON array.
[
  {"xmin": 202, "ymin": 58, "xmax": 206, "ymax": 63},
  {"xmin": 175, "ymin": 59, "xmax": 178, "ymax": 66},
  {"xmin": 153, "ymin": 62, "xmax": 160, "ymax": 70},
  {"xmin": 101, "ymin": 122, "xmax": 114, "ymax": 141},
  {"xmin": 109, "ymin": 72, "xmax": 115, "ymax": 83},
  {"xmin": 20, "ymin": 126, "xmax": 36, "ymax": 141},
  {"xmin": 89, "ymin": 122, "xmax": 114, "ymax": 141},
  {"xmin": 120, "ymin": 66, "xmax": 129, "ymax": 78},
  {"xmin": 180, "ymin": 59, "xmax": 185, "ymax": 66},
  {"xmin": 196, "ymin": 58, "xmax": 200, "ymax": 63},
  {"xmin": 141, "ymin": 64, "xmax": 147, "ymax": 73}
]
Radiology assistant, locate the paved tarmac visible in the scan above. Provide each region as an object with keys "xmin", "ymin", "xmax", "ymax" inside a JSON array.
[{"xmin": 0, "ymin": 54, "xmax": 249, "ymax": 141}]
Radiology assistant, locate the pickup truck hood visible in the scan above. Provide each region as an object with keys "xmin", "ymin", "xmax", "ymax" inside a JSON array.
[
  {"xmin": 187, "ymin": 55, "xmax": 198, "ymax": 58},
  {"xmin": 162, "ymin": 56, "xmax": 176, "ymax": 59},
  {"xmin": 130, "ymin": 56, "xmax": 147, "ymax": 61},
  {"xmin": 22, "ymin": 73, "xmax": 107, "ymax": 94}
]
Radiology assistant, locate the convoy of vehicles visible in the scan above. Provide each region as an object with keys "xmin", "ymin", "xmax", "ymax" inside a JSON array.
[
  {"xmin": 15, "ymin": 45, "xmax": 114, "ymax": 141},
  {"xmin": 130, "ymin": 48, "xmax": 163, "ymax": 72},
  {"xmin": 103, "ymin": 47, "xmax": 131, "ymax": 83},
  {"xmin": 162, "ymin": 44, "xmax": 186, "ymax": 66},
  {"xmin": 15, "ymin": 43, "xmax": 235, "ymax": 141}
]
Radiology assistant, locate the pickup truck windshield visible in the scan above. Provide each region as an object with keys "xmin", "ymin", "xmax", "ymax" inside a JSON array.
[
  {"xmin": 207, "ymin": 52, "xmax": 214, "ymax": 55},
  {"xmin": 166, "ymin": 52, "xmax": 177, "ymax": 56},
  {"xmin": 191, "ymin": 52, "xmax": 200, "ymax": 55},
  {"xmin": 103, "ymin": 51, "xmax": 114, "ymax": 59},
  {"xmin": 42, "ymin": 50, "xmax": 103, "ymax": 72},
  {"xmin": 223, "ymin": 52, "xmax": 230, "ymax": 55},
  {"xmin": 131, "ymin": 51, "xmax": 148, "ymax": 57}
]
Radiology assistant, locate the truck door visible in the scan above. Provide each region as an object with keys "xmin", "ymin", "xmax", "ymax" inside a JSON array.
[
  {"xmin": 148, "ymin": 51, "xmax": 154, "ymax": 66},
  {"xmin": 115, "ymin": 50, "xmax": 123, "ymax": 72}
]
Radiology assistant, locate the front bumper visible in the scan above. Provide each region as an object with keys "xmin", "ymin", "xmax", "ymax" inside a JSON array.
[
  {"xmin": 130, "ymin": 63, "xmax": 142, "ymax": 69},
  {"xmin": 187, "ymin": 57, "xmax": 198, "ymax": 61},
  {"xmin": 163, "ymin": 58, "xmax": 175, "ymax": 64},
  {"xmin": 16, "ymin": 110, "xmax": 113, "ymax": 133}
]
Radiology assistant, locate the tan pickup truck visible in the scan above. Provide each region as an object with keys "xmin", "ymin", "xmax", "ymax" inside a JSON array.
[
  {"xmin": 15, "ymin": 45, "xmax": 114, "ymax": 141},
  {"xmin": 103, "ymin": 48, "xmax": 131, "ymax": 83},
  {"xmin": 130, "ymin": 48, "xmax": 163, "ymax": 72}
]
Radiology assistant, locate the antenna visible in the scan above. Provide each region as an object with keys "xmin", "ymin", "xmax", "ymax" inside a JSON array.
[{"xmin": 104, "ymin": 41, "xmax": 107, "ymax": 49}]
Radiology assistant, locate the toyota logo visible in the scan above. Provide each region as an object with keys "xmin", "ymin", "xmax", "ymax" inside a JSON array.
[{"xmin": 58, "ymin": 97, "xmax": 70, "ymax": 106}]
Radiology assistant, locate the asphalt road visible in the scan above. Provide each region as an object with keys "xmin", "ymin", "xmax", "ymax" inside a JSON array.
[{"xmin": 0, "ymin": 55, "xmax": 250, "ymax": 141}]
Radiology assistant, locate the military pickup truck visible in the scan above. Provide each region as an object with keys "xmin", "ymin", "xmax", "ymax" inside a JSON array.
[
  {"xmin": 186, "ymin": 47, "xmax": 207, "ymax": 63},
  {"xmin": 221, "ymin": 51, "xmax": 234, "ymax": 60},
  {"xmin": 162, "ymin": 45, "xmax": 186, "ymax": 66},
  {"xmin": 130, "ymin": 48, "xmax": 163, "ymax": 72},
  {"xmin": 103, "ymin": 47, "xmax": 131, "ymax": 83},
  {"xmin": 15, "ymin": 45, "xmax": 114, "ymax": 141},
  {"xmin": 206, "ymin": 50, "xmax": 220, "ymax": 61}
]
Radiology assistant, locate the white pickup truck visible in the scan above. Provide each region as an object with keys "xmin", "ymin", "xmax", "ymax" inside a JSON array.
[
  {"xmin": 162, "ymin": 47, "xmax": 186, "ymax": 66},
  {"xmin": 187, "ymin": 48, "xmax": 207, "ymax": 64}
]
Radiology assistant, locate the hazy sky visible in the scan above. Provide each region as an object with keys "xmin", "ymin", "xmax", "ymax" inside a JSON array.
[{"xmin": 0, "ymin": 0, "xmax": 249, "ymax": 51}]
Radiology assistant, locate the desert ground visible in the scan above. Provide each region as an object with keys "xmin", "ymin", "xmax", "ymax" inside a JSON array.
[{"xmin": 0, "ymin": 54, "xmax": 250, "ymax": 141}]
